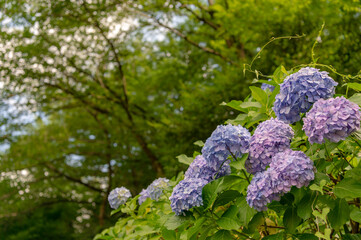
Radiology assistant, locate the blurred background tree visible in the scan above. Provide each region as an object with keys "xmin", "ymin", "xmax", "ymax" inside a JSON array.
[{"xmin": 0, "ymin": 0, "xmax": 360, "ymax": 238}]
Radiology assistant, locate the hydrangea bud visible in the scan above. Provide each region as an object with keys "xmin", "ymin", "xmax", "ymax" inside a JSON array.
[
  {"xmin": 138, "ymin": 188, "xmax": 150, "ymax": 205},
  {"xmin": 184, "ymin": 155, "xmax": 231, "ymax": 182},
  {"xmin": 202, "ymin": 124, "xmax": 251, "ymax": 169},
  {"xmin": 303, "ymin": 97, "xmax": 361, "ymax": 144},
  {"xmin": 273, "ymin": 67, "xmax": 337, "ymax": 123},
  {"xmin": 270, "ymin": 150, "xmax": 314, "ymax": 192},
  {"xmin": 108, "ymin": 187, "xmax": 132, "ymax": 209},
  {"xmin": 245, "ymin": 118, "xmax": 294, "ymax": 174},
  {"xmin": 169, "ymin": 178, "xmax": 208, "ymax": 215}
]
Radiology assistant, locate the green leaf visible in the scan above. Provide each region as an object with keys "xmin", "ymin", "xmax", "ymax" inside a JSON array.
[
  {"xmin": 221, "ymin": 100, "xmax": 247, "ymax": 112},
  {"xmin": 334, "ymin": 178, "xmax": 361, "ymax": 198},
  {"xmin": 161, "ymin": 228, "xmax": 176, "ymax": 240},
  {"xmin": 239, "ymin": 101, "xmax": 262, "ymax": 109},
  {"xmin": 343, "ymin": 234, "xmax": 361, "ymax": 240},
  {"xmin": 350, "ymin": 207, "xmax": 361, "ymax": 223},
  {"xmin": 176, "ymin": 154, "xmax": 193, "ymax": 166},
  {"xmin": 284, "ymin": 207, "xmax": 302, "ymax": 233},
  {"xmin": 293, "ymin": 233, "xmax": 318, "ymax": 240},
  {"xmin": 187, "ymin": 217, "xmax": 207, "ymax": 239},
  {"xmin": 249, "ymin": 86, "xmax": 268, "ymax": 106},
  {"xmin": 213, "ymin": 190, "xmax": 241, "ymax": 208},
  {"xmin": 210, "ymin": 230, "xmax": 233, "ymax": 240},
  {"xmin": 216, "ymin": 205, "xmax": 242, "ymax": 230},
  {"xmin": 163, "ymin": 215, "xmax": 191, "ymax": 230},
  {"xmin": 229, "ymin": 153, "xmax": 248, "ymax": 170},
  {"xmin": 348, "ymin": 83, "xmax": 361, "ymax": 92},
  {"xmin": 243, "ymin": 212, "xmax": 264, "ymax": 234},
  {"xmin": 273, "ymin": 65, "xmax": 288, "ymax": 84},
  {"xmin": 202, "ymin": 175, "xmax": 243, "ymax": 210},
  {"xmin": 193, "ymin": 140, "xmax": 204, "ymax": 147},
  {"xmin": 328, "ymin": 198, "xmax": 350, "ymax": 230},
  {"xmin": 349, "ymin": 93, "xmax": 361, "ymax": 106},
  {"xmin": 297, "ymin": 191, "xmax": 318, "ymax": 220},
  {"xmin": 263, "ymin": 233, "xmax": 285, "ymax": 240},
  {"xmin": 237, "ymin": 197, "xmax": 257, "ymax": 226}
]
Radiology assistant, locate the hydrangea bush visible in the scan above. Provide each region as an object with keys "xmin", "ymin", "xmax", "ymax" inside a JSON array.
[{"xmin": 95, "ymin": 64, "xmax": 361, "ymax": 240}]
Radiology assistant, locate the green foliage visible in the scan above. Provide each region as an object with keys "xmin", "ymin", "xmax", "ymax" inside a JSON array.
[{"xmin": 1, "ymin": 0, "xmax": 361, "ymax": 239}]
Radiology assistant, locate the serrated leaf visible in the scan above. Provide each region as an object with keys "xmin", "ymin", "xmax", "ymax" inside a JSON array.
[
  {"xmin": 216, "ymin": 205, "xmax": 241, "ymax": 230},
  {"xmin": 297, "ymin": 191, "xmax": 318, "ymax": 220},
  {"xmin": 237, "ymin": 197, "xmax": 257, "ymax": 226},
  {"xmin": 213, "ymin": 190, "xmax": 241, "ymax": 208}
]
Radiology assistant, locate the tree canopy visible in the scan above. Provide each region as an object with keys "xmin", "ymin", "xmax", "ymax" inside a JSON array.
[{"xmin": 0, "ymin": 0, "xmax": 360, "ymax": 238}]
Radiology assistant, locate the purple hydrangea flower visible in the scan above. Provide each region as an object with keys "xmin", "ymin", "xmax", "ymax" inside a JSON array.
[
  {"xmin": 138, "ymin": 188, "xmax": 150, "ymax": 205},
  {"xmin": 245, "ymin": 118, "xmax": 294, "ymax": 174},
  {"xmin": 273, "ymin": 67, "xmax": 338, "ymax": 123},
  {"xmin": 202, "ymin": 124, "xmax": 251, "ymax": 169},
  {"xmin": 108, "ymin": 187, "xmax": 132, "ymax": 209},
  {"xmin": 184, "ymin": 155, "xmax": 231, "ymax": 182},
  {"xmin": 148, "ymin": 178, "xmax": 170, "ymax": 201},
  {"xmin": 270, "ymin": 150, "xmax": 314, "ymax": 192},
  {"xmin": 169, "ymin": 178, "xmax": 208, "ymax": 215},
  {"xmin": 247, "ymin": 150, "xmax": 314, "ymax": 211},
  {"xmin": 303, "ymin": 97, "xmax": 361, "ymax": 144},
  {"xmin": 261, "ymin": 79, "xmax": 276, "ymax": 92},
  {"xmin": 246, "ymin": 169, "xmax": 281, "ymax": 211}
]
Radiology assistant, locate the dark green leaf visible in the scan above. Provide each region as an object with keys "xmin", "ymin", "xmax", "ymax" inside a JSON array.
[
  {"xmin": 213, "ymin": 190, "xmax": 242, "ymax": 208},
  {"xmin": 293, "ymin": 233, "xmax": 318, "ymax": 240},
  {"xmin": 210, "ymin": 230, "xmax": 233, "ymax": 240},
  {"xmin": 350, "ymin": 207, "xmax": 361, "ymax": 223},
  {"xmin": 297, "ymin": 191, "xmax": 318, "ymax": 220},
  {"xmin": 216, "ymin": 205, "xmax": 241, "ymax": 230},
  {"xmin": 237, "ymin": 197, "xmax": 257, "ymax": 226},
  {"xmin": 263, "ymin": 233, "xmax": 285, "ymax": 240},
  {"xmin": 284, "ymin": 207, "xmax": 302, "ymax": 233},
  {"xmin": 328, "ymin": 198, "xmax": 350, "ymax": 230},
  {"xmin": 334, "ymin": 178, "xmax": 361, "ymax": 198}
]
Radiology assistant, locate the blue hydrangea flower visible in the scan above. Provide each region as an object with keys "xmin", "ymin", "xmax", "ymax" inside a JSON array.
[
  {"xmin": 184, "ymin": 155, "xmax": 231, "ymax": 182},
  {"xmin": 245, "ymin": 118, "xmax": 294, "ymax": 174},
  {"xmin": 169, "ymin": 178, "xmax": 208, "ymax": 215},
  {"xmin": 261, "ymin": 79, "xmax": 276, "ymax": 92},
  {"xmin": 303, "ymin": 97, "xmax": 361, "ymax": 144},
  {"xmin": 246, "ymin": 168, "xmax": 281, "ymax": 211},
  {"xmin": 148, "ymin": 178, "xmax": 170, "ymax": 201},
  {"xmin": 273, "ymin": 67, "xmax": 338, "ymax": 123},
  {"xmin": 202, "ymin": 124, "xmax": 251, "ymax": 169},
  {"xmin": 108, "ymin": 187, "xmax": 132, "ymax": 209},
  {"xmin": 138, "ymin": 188, "xmax": 150, "ymax": 205},
  {"xmin": 270, "ymin": 150, "xmax": 314, "ymax": 192}
]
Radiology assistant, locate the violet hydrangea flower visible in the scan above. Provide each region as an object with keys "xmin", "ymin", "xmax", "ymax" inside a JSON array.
[
  {"xmin": 184, "ymin": 155, "xmax": 231, "ymax": 182},
  {"xmin": 303, "ymin": 96, "xmax": 361, "ymax": 144},
  {"xmin": 202, "ymin": 124, "xmax": 251, "ymax": 169},
  {"xmin": 138, "ymin": 188, "xmax": 150, "ymax": 205},
  {"xmin": 247, "ymin": 150, "xmax": 314, "ymax": 211},
  {"xmin": 108, "ymin": 187, "xmax": 132, "ymax": 209},
  {"xmin": 273, "ymin": 67, "xmax": 338, "ymax": 123},
  {"xmin": 261, "ymin": 79, "xmax": 276, "ymax": 92},
  {"xmin": 245, "ymin": 118, "xmax": 294, "ymax": 174},
  {"xmin": 169, "ymin": 178, "xmax": 208, "ymax": 215},
  {"xmin": 246, "ymin": 169, "xmax": 281, "ymax": 211},
  {"xmin": 270, "ymin": 150, "xmax": 314, "ymax": 192}
]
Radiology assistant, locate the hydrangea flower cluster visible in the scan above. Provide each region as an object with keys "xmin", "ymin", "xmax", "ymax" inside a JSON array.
[
  {"xmin": 261, "ymin": 79, "xmax": 276, "ymax": 92},
  {"xmin": 303, "ymin": 97, "xmax": 361, "ymax": 144},
  {"xmin": 108, "ymin": 187, "xmax": 132, "ymax": 209},
  {"xmin": 138, "ymin": 178, "xmax": 170, "ymax": 205},
  {"xmin": 184, "ymin": 155, "xmax": 231, "ymax": 182},
  {"xmin": 169, "ymin": 178, "xmax": 208, "ymax": 215},
  {"xmin": 273, "ymin": 67, "xmax": 338, "ymax": 123},
  {"xmin": 247, "ymin": 150, "xmax": 314, "ymax": 211},
  {"xmin": 202, "ymin": 124, "xmax": 251, "ymax": 169},
  {"xmin": 170, "ymin": 124, "xmax": 249, "ymax": 215},
  {"xmin": 138, "ymin": 188, "xmax": 150, "ymax": 205},
  {"xmin": 245, "ymin": 118, "xmax": 294, "ymax": 174}
]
